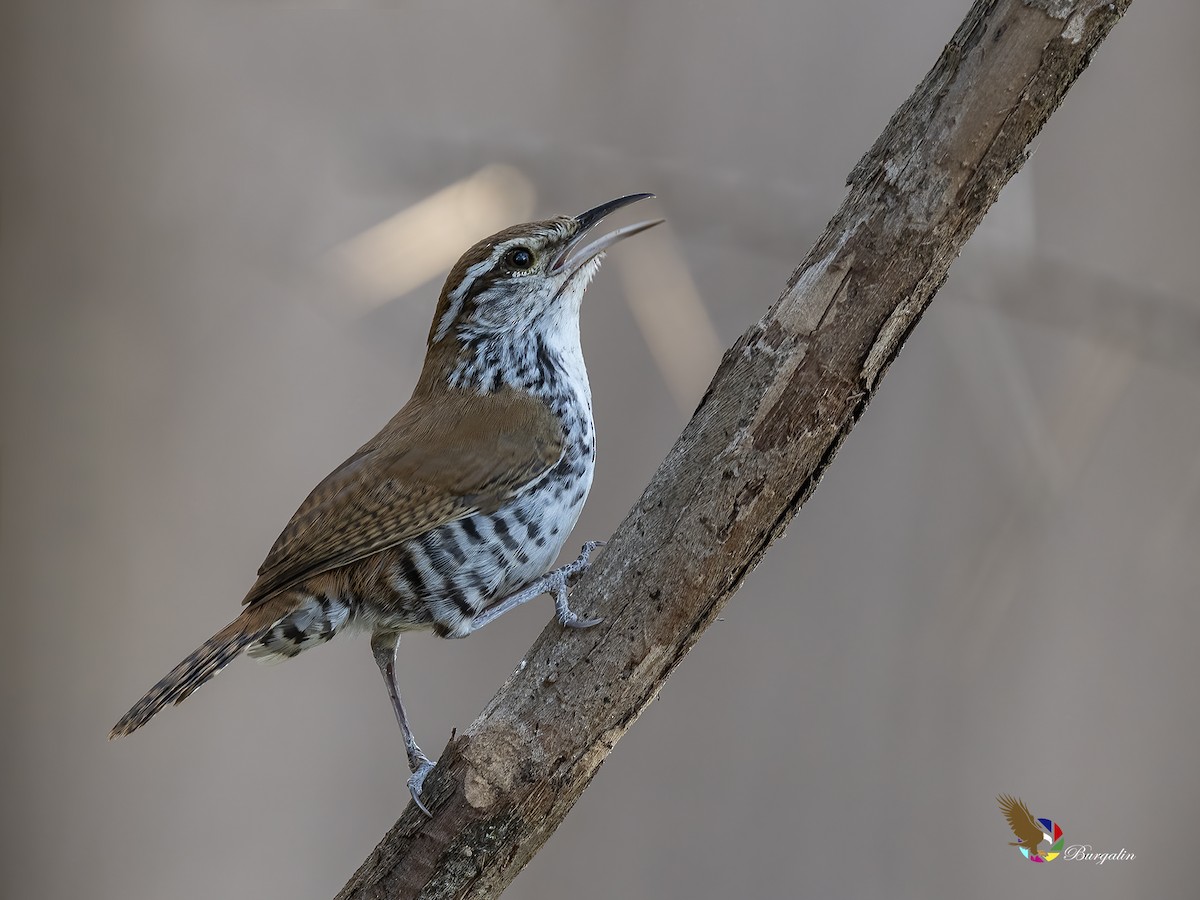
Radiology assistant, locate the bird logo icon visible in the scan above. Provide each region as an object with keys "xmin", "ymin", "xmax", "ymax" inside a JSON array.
[{"xmin": 997, "ymin": 795, "xmax": 1065, "ymax": 862}]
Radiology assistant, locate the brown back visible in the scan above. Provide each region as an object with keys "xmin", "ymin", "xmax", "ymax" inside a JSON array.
[{"xmin": 242, "ymin": 387, "xmax": 564, "ymax": 605}]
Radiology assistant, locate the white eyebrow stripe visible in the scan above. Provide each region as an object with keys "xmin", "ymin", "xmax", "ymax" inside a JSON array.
[
  {"xmin": 432, "ymin": 248, "xmax": 503, "ymax": 343},
  {"xmin": 431, "ymin": 229, "xmax": 566, "ymax": 343}
]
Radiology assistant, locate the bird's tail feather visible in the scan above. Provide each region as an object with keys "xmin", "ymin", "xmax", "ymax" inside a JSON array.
[{"xmin": 109, "ymin": 595, "xmax": 296, "ymax": 739}]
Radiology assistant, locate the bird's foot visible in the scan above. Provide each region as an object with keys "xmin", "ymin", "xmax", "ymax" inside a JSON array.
[
  {"xmin": 407, "ymin": 754, "xmax": 436, "ymax": 817},
  {"xmin": 554, "ymin": 541, "xmax": 605, "ymax": 629},
  {"xmin": 459, "ymin": 541, "xmax": 607, "ymax": 635},
  {"xmin": 566, "ymin": 540, "xmax": 605, "ymax": 577}
]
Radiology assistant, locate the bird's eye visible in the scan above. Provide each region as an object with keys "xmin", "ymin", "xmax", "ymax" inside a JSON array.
[{"xmin": 505, "ymin": 246, "xmax": 535, "ymax": 270}]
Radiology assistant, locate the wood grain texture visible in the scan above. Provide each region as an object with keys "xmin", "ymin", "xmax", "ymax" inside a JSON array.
[{"xmin": 335, "ymin": 2, "xmax": 1132, "ymax": 897}]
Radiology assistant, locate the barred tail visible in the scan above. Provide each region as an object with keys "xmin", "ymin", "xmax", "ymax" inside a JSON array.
[{"xmin": 109, "ymin": 595, "xmax": 296, "ymax": 739}]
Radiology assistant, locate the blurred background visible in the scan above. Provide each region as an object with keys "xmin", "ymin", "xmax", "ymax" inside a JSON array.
[{"xmin": 3, "ymin": 2, "xmax": 1198, "ymax": 899}]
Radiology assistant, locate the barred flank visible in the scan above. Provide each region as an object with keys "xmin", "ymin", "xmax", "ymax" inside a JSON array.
[{"xmin": 109, "ymin": 595, "xmax": 296, "ymax": 738}]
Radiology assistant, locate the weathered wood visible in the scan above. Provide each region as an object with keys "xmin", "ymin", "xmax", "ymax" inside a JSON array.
[{"xmin": 336, "ymin": 2, "xmax": 1132, "ymax": 897}]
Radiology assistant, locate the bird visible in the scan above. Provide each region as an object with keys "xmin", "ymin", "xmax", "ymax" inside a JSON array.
[
  {"xmin": 997, "ymin": 794, "xmax": 1048, "ymax": 856},
  {"xmin": 110, "ymin": 193, "xmax": 663, "ymax": 815}
]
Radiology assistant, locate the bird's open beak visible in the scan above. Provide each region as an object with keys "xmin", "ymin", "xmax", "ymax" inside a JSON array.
[{"xmin": 551, "ymin": 193, "xmax": 663, "ymax": 274}]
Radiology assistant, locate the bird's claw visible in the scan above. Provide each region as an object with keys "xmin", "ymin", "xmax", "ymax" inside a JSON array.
[
  {"xmin": 559, "ymin": 608, "xmax": 603, "ymax": 629},
  {"xmin": 574, "ymin": 540, "xmax": 605, "ymax": 568},
  {"xmin": 408, "ymin": 756, "xmax": 436, "ymax": 817},
  {"xmin": 554, "ymin": 542, "xmax": 604, "ymax": 629}
]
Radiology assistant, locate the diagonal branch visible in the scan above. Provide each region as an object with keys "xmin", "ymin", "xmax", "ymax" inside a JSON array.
[{"xmin": 337, "ymin": 2, "xmax": 1132, "ymax": 897}]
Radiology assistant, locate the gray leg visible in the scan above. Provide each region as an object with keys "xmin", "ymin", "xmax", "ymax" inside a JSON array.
[
  {"xmin": 370, "ymin": 630, "xmax": 436, "ymax": 816},
  {"xmin": 464, "ymin": 541, "xmax": 605, "ymax": 634}
]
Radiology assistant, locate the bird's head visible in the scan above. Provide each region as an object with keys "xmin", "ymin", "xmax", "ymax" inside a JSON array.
[{"xmin": 420, "ymin": 194, "xmax": 661, "ymax": 390}]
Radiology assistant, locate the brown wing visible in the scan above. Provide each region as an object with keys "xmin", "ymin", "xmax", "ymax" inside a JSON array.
[
  {"xmin": 242, "ymin": 387, "xmax": 564, "ymax": 605},
  {"xmin": 997, "ymin": 794, "xmax": 1044, "ymax": 847}
]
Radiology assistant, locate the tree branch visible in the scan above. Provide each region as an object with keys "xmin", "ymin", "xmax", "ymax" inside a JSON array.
[{"xmin": 337, "ymin": 2, "xmax": 1131, "ymax": 897}]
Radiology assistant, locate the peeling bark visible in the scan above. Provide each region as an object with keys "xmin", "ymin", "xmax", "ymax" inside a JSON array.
[{"xmin": 336, "ymin": 2, "xmax": 1132, "ymax": 897}]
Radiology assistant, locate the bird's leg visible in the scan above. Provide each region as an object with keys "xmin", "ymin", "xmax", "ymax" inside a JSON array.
[
  {"xmin": 463, "ymin": 541, "xmax": 605, "ymax": 634},
  {"xmin": 550, "ymin": 540, "xmax": 606, "ymax": 627},
  {"xmin": 370, "ymin": 630, "xmax": 436, "ymax": 816}
]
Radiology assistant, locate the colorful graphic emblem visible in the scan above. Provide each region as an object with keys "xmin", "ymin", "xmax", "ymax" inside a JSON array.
[{"xmin": 997, "ymin": 795, "xmax": 1064, "ymax": 862}]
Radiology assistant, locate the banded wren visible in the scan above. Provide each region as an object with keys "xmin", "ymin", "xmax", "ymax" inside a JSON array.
[{"xmin": 111, "ymin": 193, "xmax": 663, "ymax": 814}]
